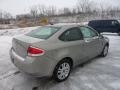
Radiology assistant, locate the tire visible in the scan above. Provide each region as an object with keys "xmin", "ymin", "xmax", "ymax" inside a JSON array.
[
  {"xmin": 101, "ymin": 45, "xmax": 109, "ymax": 57},
  {"xmin": 53, "ymin": 59, "xmax": 72, "ymax": 82}
]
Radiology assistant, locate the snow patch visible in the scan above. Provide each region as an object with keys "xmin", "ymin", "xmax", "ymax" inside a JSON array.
[{"xmin": 109, "ymin": 81, "xmax": 120, "ymax": 89}]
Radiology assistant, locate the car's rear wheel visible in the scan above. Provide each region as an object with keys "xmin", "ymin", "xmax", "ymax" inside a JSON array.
[
  {"xmin": 101, "ymin": 45, "xmax": 109, "ymax": 57},
  {"xmin": 53, "ymin": 59, "xmax": 72, "ymax": 82}
]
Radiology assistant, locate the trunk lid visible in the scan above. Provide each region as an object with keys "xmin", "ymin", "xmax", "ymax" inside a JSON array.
[{"xmin": 12, "ymin": 35, "xmax": 44, "ymax": 58}]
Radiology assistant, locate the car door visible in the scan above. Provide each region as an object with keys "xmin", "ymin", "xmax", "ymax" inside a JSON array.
[
  {"xmin": 80, "ymin": 26, "xmax": 102, "ymax": 60},
  {"xmin": 59, "ymin": 27, "xmax": 86, "ymax": 66}
]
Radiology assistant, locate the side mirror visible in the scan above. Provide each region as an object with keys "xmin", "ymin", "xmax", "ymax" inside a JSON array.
[{"xmin": 99, "ymin": 34, "xmax": 104, "ymax": 39}]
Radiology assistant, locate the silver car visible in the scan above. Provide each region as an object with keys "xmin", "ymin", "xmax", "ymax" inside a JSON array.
[{"xmin": 10, "ymin": 25, "xmax": 109, "ymax": 82}]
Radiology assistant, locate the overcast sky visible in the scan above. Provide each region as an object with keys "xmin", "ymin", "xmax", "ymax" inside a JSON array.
[{"xmin": 0, "ymin": 0, "xmax": 119, "ymax": 16}]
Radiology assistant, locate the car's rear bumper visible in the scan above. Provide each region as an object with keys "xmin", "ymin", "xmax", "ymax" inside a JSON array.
[{"xmin": 10, "ymin": 48, "xmax": 56, "ymax": 77}]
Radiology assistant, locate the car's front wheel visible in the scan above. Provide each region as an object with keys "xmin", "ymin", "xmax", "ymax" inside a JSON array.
[
  {"xmin": 101, "ymin": 45, "xmax": 109, "ymax": 57},
  {"xmin": 53, "ymin": 59, "xmax": 72, "ymax": 82}
]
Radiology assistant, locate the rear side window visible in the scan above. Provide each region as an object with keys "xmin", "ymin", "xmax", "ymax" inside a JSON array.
[
  {"xmin": 26, "ymin": 27, "xmax": 60, "ymax": 39},
  {"xmin": 59, "ymin": 27, "xmax": 83, "ymax": 41},
  {"xmin": 80, "ymin": 27, "xmax": 98, "ymax": 38},
  {"xmin": 89, "ymin": 21, "xmax": 102, "ymax": 27},
  {"xmin": 103, "ymin": 21, "xmax": 112, "ymax": 27}
]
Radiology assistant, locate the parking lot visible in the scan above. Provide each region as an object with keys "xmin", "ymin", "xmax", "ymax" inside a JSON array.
[{"xmin": 0, "ymin": 29, "xmax": 120, "ymax": 90}]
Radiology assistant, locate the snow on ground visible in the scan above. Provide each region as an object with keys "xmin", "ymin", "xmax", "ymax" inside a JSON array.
[
  {"xmin": 0, "ymin": 27, "xmax": 120, "ymax": 90},
  {"xmin": 0, "ymin": 26, "xmax": 39, "ymax": 36}
]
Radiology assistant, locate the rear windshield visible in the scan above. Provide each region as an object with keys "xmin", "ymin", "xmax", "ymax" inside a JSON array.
[{"xmin": 26, "ymin": 27, "xmax": 60, "ymax": 39}]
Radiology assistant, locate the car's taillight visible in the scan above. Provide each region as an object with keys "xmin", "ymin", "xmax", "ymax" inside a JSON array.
[{"xmin": 27, "ymin": 46, "xmax": 45, "ymax": 56}]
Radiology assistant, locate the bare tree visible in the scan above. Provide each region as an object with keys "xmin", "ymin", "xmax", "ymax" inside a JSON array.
[
  {"xmin": 38, "ymin": 5, "xmax": 47, "ymax": 16},
  {"xmin": 76, "ymin": 0, "xmax": 94, "ymax": 13},
  {"xmin": 0, "ymin": 11, "xmax": 3, "ymax": 19},
  {"xmin": 46, "ymin": 6, "xmax": 57, "ymax": 16},
  {"xmin": 30, "ymin": 6, "xmax": 38, "ymax": 18},
  {"xmin": 3, "ymin": 12, "xmax": 13, "ymax": 19},
  {"xmin": 63, "ymin": 8, "xmax": 71, "ymax": 15},
  {"xmin": 72, "ymin": 8, "xmax": 77, "ymax": 15},
  {"xmin": 30, "ymin": 6, "xmax": 39, "ymax": 24}
]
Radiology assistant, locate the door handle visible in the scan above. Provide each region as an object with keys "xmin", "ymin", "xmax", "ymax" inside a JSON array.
[
  {"xmin": 93, "ymin": 36, "xmax": 99, "ymax": 40},
  {"xmin": 85, "ymin": 39, "xmax": 92, "ymax": 43}
]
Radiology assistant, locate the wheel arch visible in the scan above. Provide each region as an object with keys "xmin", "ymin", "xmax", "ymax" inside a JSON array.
[
  {"xmin": 55, "ymin": 57, "xmax": 74, "ymax": 69},
  {"xmin": 106, "ymin": 42, "xmax": 109, "ymax": 47},
  {"xmin": 53, "ymin": 57, "xmax": 73, "ymax": 76},
  {"xmin": 52, "ymin": 57, "xmax": 73, "ymax": 81},
  {"xmin": 62, "ymin": 57, "xmax": 73, "ymax": 68}
]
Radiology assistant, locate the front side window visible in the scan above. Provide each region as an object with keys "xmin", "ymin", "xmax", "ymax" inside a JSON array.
[
  {"xmin": 111, "ymin": 20, "xmax": 119, "ymax": 26},
  {"xmin": 80, "ymin": 27, "xmax": 98, "ymax": 38},
  {"xmin": 103, "ymin": 20, "xmax": 119, "ymax": 27},
  {"xmin": 26, "ymin": 27, "xmax": 60, "ymax": 39},
  {"xmin": 59, "ymin": 27, "xmax": 83, "ymax": 41},
  {"xmin": 118, "ymin": 20, "xmax": 120, "ymax": 23}
]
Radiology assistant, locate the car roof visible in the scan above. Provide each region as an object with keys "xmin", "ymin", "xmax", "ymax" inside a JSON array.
[
  {"xmin": 89, "ymin": 19, "xmax": 118, "ymax": 22},
  {"xmin": 47, "ymin": 24, "xmax": 83, "ymax": 29}
]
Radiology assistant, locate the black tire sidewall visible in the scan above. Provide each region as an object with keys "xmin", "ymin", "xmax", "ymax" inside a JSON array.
[{"xmin": 102, "ymin": 45, "xmax": 109, "ymax": 57}]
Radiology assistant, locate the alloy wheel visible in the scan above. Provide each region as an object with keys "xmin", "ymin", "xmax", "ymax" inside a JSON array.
[{"xmin": 57, "ymin": 62, "xmax": 70, "ymax": 80}]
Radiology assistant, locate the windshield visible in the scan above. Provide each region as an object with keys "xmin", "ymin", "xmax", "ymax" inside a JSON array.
[{"xmin": 26, "ymin": 27, "xmax": 60, "ymax": 39}]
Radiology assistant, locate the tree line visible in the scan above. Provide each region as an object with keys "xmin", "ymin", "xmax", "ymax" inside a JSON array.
[
  {"xmin": 0, "ymin": 11, "xmax": 13, "ymax": 19},
  {"xmin": 1, "ymin": 0, "xmax": 120, "ymax": 23}
]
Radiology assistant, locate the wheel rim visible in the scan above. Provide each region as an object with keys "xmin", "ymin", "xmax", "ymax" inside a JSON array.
[
  {"xmin": 57, "ymin": 62, "xmax": 70, "ymax": 80},
  {"xmin": 104, "ymin": 46, "xmax": 108, "ymax": 56}
]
